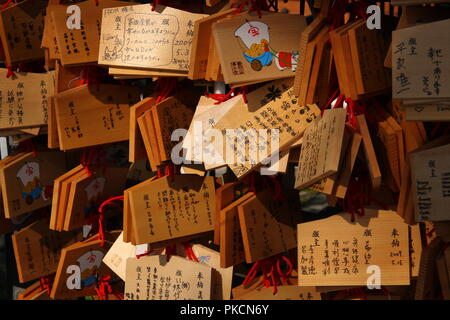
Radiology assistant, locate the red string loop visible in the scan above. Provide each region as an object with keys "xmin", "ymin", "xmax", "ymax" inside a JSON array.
[
  {"xmin": 151, "ymin": 0, "xmax": 159, "ymax": 11},
  {"xmin": 97, "ymin": 195, "xmax": 124, "ymax": 246},
  {"xmin": 205, "ymin": 86, "xmax": 250, "ymax": 105},
  {"xmin": 95, "ymin": 275, "xmax": 112, "ymax": 300},
  {"xmin": 155, "ymin": 77, "xmax": 178, "ymax": 104},
  {"xmin": 1, "ymin": 0, "xmax": 13, "ymax": 10},
  {"xmin": 182, "ymin": 242, "xmax": 199, "ymax": 262},
  {"xmin": 39, "ymin": 275, "xmax": 53, "ymax": 296},
  {"xmin": 243, "ymin": 254, "xmax": 292, "ymax": 295}
]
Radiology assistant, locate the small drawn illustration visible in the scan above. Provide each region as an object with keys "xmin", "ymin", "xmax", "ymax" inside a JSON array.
[
  {"xmin": 198, "ymin": 255, "xmax": 211, "ymax": 264},
  {"xmin": 234, "ymin": 21, "xmax": 298, "ymax": 72},
  {"xmin": 102, "ymin": 34, "xmax": 123, "ymax": 61},
  {"xmin": 16, "ymin": 161, "xmax": 52, "ymax": 205},
  {"xmin": 77, "ymin": 250, "xmax": 105, "ymax": 288}
]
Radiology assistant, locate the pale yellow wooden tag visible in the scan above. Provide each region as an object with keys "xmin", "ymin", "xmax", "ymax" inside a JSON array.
[
  {"xmin": 128, "ymin": 175, "xmax": 215, "ymax": 245},
  {"xmin": 295, "ymin": 108, "xmax": 347, "ymax": 190},
  {"xmin": 98, "ymin": 4, "xmax": 206, "ymax": 71},
  {"xmin": 298, "ymin": 211, "xmax": 410, "ymax": 286},
  {"xmin": 125, "ymin": 255, "xmax": 212, "ymax": 300},
  {"xmin": 0, "ymin": 69, "xmax": 54, "ymax": 129},
  {"xmin": 54, "ymin": 84, "xmax": 140, "ymax": 150}
]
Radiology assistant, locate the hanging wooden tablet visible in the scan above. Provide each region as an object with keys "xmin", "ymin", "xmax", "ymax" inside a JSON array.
[
  {"xmin": 56, "ymin": 167, "xmax": 87, "ymax": 231},
  {"xmin": 297, "ymin": 26, "xmax": 329, "ymax": 106},
  {"xmin": 47, "ymin": 97, "xmax": 59, "ymax": 149},
  {"xmin": 293, "ymin": 13, "xmax": 327, "ymax": 96},
  {"xmin": 309, "ymin": 127, "xmax": 352, "ymax": 196},
  {"xmin": 129, "ymin": 97, "xmax": 155, "ymax": 163},
  {"xmin": 49, "ymin": 0, "xmax": 133, "ymax": 66},
  {"xmin": 103, "ymin": 232, "xmax": 143, "ymax": 281},
  {"xmin": 188, "ymin": 8, "xmax": 235, "ymax": 80},
  {"xmin": 348, "ymin": 20, "xmax": 391, "ymax": 97},
  {"xmin": 17, "ymin": 281, "xmax": 51, "ymax": 300},
  {"xmin": 410, "ymin": 224, "xmax": 422, "ymax": 278},
  {"xmin": 49, "ymin": 164, "xmax": 83, "ymax": 230},
  {"xmin": 333, "ymin": 131, "xmax": 362, "ymax": 198},
  {"xmin": 205, "ymin": 33, "xmax": 225, "ymax": 82},
  {"xmin": 305, "ymin": 31, "xmax": 331, "ymax": 105},
  {"xmin": 54, "ymin": 84, "xmax": 140, "ymax": 150},
  {"xmin": 212, "ymin": 12, "xmax": 306, "ymax": 83},
  {"xmin": 191, "ymin": 244, "xmax": 234, "ymax": 300},
  {"xmin": 128, "ymin": 175, "xmax": 215, "ymax": 245},
  {"xmin": 238, "ymin": 191, "xmax": 298, "ymax": 263},
  {"xmin": 0, "ymin": 0, "xmax": 47, "ymax": 66},
  {"xmin": 415, "ymin": 238, "xmax": 443, "ymax": 299},
  {"xmin": 236, "ymin": 284, "xmax": 321, "ymax": 300},
  {"xmin": 50, "ymin": 237, "xmax": 114, "ymax": 299},
  {"xmin": 98, "ymin": 4, "xmax": 206, "ymax": 72},
  {"xmin": 42, "ymin": 4, "xmax": 62, "ymax": 62},
  {"xmin": 212, "ymin": 12, "xmax": 307, "ymax": 85},
  {"xmin": 124, "ymin": 255, "xmax": 212, "ymax": 300},
  {"xmin": 64, "ymin": 167, "xmax": 128, "ymax": 231},
  {"xmin": 12, "ymin": 219, "xmax": 81, "ymax": 283},
  {"xmin": 213, "ymin": 181, "xmax": 248, "ymax": 245},
  {"xmin": 213, "ymin": 78, "xmax": 320, "ymax": 178},
  {"xmin": 298, "ymin": 211, "xmax": 410, "ymax": 286},
  {"xmin": 295, "ymin": 108, "xmax": 347, "ymax": 190},
  {"xmin": 152, "ymin": 97, "xmax": 194, "ymax": 162},
  {"xmin": 329, "ymin": 20, "xmax": 360, "ymax": 98},
  {"xmin": 183, "ymin": 95, "xmax": 242, "ymax": 169},
  {"xmin": 219, "ymin": 191, "xmax": 254, "ymax": 268},
  {"xmin": 392, "ymin": 19, "xmax": 450, "ymax": 100},
  {"xmin": 384, "ymin": 6, "xmax": 450, "ymax": 69},
  {"xmin": 356, "ymin": 114, "xmax": 382, "ymax": 188},
  {"xmin": 1, "ymin": 151, "xmax": 66, "ymax": 219},
  {"xmin": 137, "ymin": 108, "xmax": 160, "ymax": 171},
  {"xmin": 410, "ymin": 143, "xmax": 450, "ymax": 222},
  {"xmin": 0, "ymin": 69, "xmax": 54, "ymax": 130}
]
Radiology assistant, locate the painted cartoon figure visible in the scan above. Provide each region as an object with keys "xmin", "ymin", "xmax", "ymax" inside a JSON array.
[
  {"xmin": 234, "ymin": 21, "xmax": 298, "ymax": 72},
  {"xmin": 16, "ymin": 162, "xmax": 52, "ymax": 205},
  {"xmin": 77, "ymin": 250, "xmax": 105, "ymax": 288}
]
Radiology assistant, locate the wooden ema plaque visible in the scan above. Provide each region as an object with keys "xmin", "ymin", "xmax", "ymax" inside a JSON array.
[{"xmin": 298, "ymin": 211, "xmax": 410, "ymax": 286}]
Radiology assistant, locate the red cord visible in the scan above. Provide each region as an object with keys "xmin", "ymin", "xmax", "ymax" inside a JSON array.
[
  {"xmin": 205, "ymin": 86, "xmax": 250, "ymax": 105},
  {"xmin": 81, "ymin": 148, "xmax": 93, "ymax": 177},
  {"xmin": 136, "ymin": 250, "xmax": 153, "ymax": 259},
  {"xmin": 95, "ymin": 275, "xmax": 112, "ymax": 300},
  {"xmin": 321, "ymin": 89, "xmax": 339, "ymax": 115},
  {"xmin": 242, "ymin": 254, "xmax": 293, "ymax": 295},
  {"xmin": 1, "ymin": 0, "xmax": 13, "ymax": 10},
  {"xmin": 97, "ymin": 195, "xmax": 124, "ymax": 246},
  {"xmin": 151, "ymin": 0, "xmax": 159, "ymax": 11},
  {"xmin": 155, "ymin": 77, "xmax": 178, "ymax": 104},
  {"xmin": 182, "ymin": 242, "xmax": 199, "ymax": 262},
  {"xmin": 39, "ymin": 275, "xmax": 53, "ymax": 296}
]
